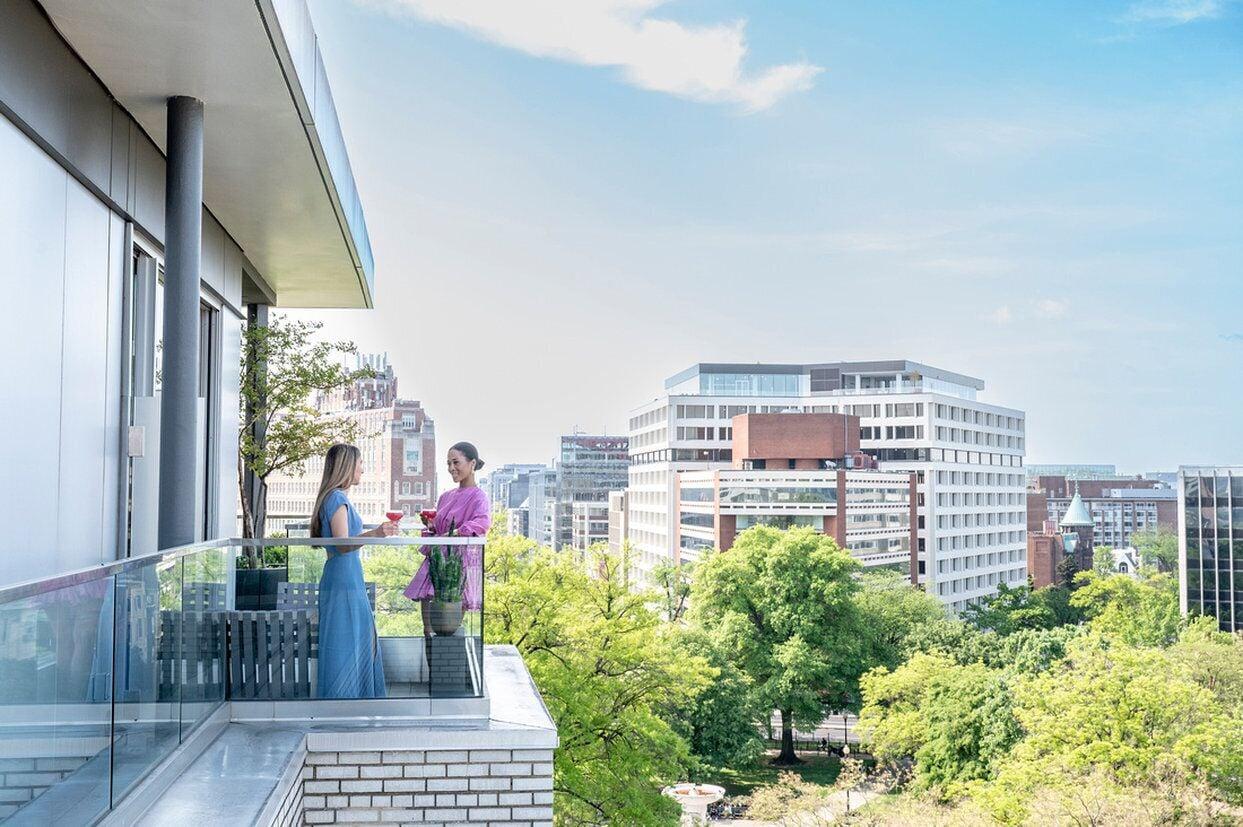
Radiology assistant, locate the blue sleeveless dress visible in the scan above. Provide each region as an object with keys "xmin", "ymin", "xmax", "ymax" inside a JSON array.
[{"xmin": 317, "ymin": 489, "xmax": 386, "ymax": 699}]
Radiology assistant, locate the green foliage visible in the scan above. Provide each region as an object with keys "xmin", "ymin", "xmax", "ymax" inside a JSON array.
[
  {"xmin": 978, "ymin": 638, "xmax": 1243, "ymax": 821},
  {"xmin": 917, "ymin": 664, "xmax": 1021, "ymax": 796},
  {"xmin": 852, "ymin": 570, "xmax": 948, "ymax": 671},
  {"xmin": 1055, "ymin": 550, "xmax": 1080, "ymax": 591},
  {"xmin": 745, "ymin": 770, "xmax": 832, "ymax": 820},
  {"xmin": 691, "ymin": 527, "xmax": 867, "ymax": 761},
  {"xmin": 486, "ymin": 544, "xmax": 711, "ymax": 825},
  {"xmin": 961, "ymin": 582, "xmax": 1080, "ymax": 635},
  {"xmin": 650, "ymin": 559, "xmax": 693, "ymax": 622},
  {"xmin": 1131, "ymin": 528, "xmax": 1179, "ymax": 572},
  {"xmin": 1169, "ymin": 617, "xmax": 1243, "ymax": 713},
  {"xmin": 858, "ymin": 654, "xmax": 1021, "ymax": 797},
  {"xmin": 428, "ymin": 549, "xmax": 464, "ymax": 604},
  {"xmin": 1092, "ymin": 544, "xmax": 1115, "ymax": 576},
  {"xmin": 360, "ymin": 546, "xmax": 425, "ymax": 637},
  {"xmin": 237, "ymin": 316, "xmax": 375, "ymax": 540},
  {"xmin": 1070, "ymin": 569, "xmax": 1181, "ymax": 646},
  {"xmin": 858, "ymin": 652, "xmax": 950, "ymax": 763},
  {"xmin": 664, "ymin": 629, "xmax": 766, "ymax": 771}
]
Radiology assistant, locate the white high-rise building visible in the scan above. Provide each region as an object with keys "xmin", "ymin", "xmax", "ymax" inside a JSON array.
[{"xmin": 626, "ymin": 361, "xmax": 1028, "ymax": 611}]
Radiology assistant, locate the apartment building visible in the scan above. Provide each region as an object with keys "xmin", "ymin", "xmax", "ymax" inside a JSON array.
[
  {"xmin": 1179, "ymin": 467, "xmax": 1243, "ymax": 632},
  {"xmin": 626, "ymin": 361, "xmax": 1027, "ymax": 610},
  {"xmin": 1028, "ymin": 475, "xmax": 1176, "ymax": 549},
  {"xmin": 264, "ymin": 354, "xmax": 437, "ymax": 532}
]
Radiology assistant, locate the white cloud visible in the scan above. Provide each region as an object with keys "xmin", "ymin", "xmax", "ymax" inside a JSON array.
[
  {"xmin": 933, "ymin": 117, "xmax": 1096, "ymax": 159},
  {"xmin": 1035, "ymin": 298, "xmax": 1068, "ymax": 318},
  {"xmin": 363, "ymin": 0, "xmax": 823, "ymax": 111},
  {"xmin": 1123, "ymin": 0, "xmax": 1224, "ymax": 24},
  {"xmin": 987, "ymin": 305, "xmax": 1013, "ymax": 325}
]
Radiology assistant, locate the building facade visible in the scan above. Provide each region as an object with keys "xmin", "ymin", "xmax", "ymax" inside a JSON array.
[
  {"xmin": 608, "ymin": 490, "xmax": 630, "ymax": 556},
  {"xmin": 0, "ymin": 0, "xmax": 375, "ymax": 583},
  {"xmin": 1025, "ymin": 464, "xmax": 1117, "ymax": 480},
  {"xmin": 571, "ymin": 501, "xmax": 612, "ymax": 550},
  {"xmin": 626, "ymin": 361, "xmax": 1027, "ymax": 610},
  {"xmin": 1028, "ymin": 475, "xmax": 1176, "ymax": 549},
  {"xmin": 525, "ymin": 467, "xmax": 560, "ymax": 547},
  {"xmin": 1179, "ymin": 467, "xmax": 1243, "ymax": 633},
  {"xmin": 486, "ymin": 464, "xmax": 550, "ymax": 511},
  {"xmin": 264, "ymin": 354, "xmax": 437, "ymax": 532},
  {"xmin": 553, "ymin": 435, "xmax": 630, "ymax": 550},
  {"xmin": 675, "ymin": 413, "xmax": 916, "ymax": 576}
]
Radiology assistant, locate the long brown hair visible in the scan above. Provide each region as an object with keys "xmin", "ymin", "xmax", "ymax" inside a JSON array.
[{"xmin": 311, "ymin": 443, "xmax": 361, "ymax": 537}]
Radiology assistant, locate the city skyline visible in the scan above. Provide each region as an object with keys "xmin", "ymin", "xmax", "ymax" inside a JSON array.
[{"xmin": 292, "ymin": 0, "xmax": 1242, "ymax": 478}]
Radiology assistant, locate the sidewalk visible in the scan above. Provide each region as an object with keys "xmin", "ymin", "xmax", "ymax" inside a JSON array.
[{"xmin": 722, "ymin": 783, "xmax": 880, "ymax": 826}]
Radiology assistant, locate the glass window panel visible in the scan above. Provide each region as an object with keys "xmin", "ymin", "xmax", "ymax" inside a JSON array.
[
  {"xmin": 111, "ymin": 559, "xmax": 182, "ymax": 803},
  {"xmin": 179, "ymin": 548, "xmax": 228, "ymax": 737},
  {"xmin": 0, "ymin": 577, "xmax": 115, "ymax": 823}
]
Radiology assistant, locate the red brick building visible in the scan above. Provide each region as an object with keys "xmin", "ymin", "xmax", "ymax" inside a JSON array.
[{"xmin": 677, "ymin": 413, "xmax": 918, "ymax": 581}]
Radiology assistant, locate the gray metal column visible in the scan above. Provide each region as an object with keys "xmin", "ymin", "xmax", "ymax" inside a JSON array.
[
  {"xmin": 243, "ymin": 302, "xmax": 269, "ymax": 538},
  {"xmin": 158, "ymin": 96, "xmax": 204, "ymax": 549}
]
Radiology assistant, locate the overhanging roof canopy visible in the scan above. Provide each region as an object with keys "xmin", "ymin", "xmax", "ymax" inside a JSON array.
[{"xmin": 41, "ymin": 0, "xmax": 375, "ymax": 308}]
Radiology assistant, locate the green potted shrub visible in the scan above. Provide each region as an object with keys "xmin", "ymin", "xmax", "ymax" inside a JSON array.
[{"xmin": 427, "ymin": 524, "xmax": 464, "ymax": 636}]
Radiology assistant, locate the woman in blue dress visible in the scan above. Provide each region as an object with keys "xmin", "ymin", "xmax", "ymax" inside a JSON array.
[{"xmin": 311, "ymin": 443, "xmax": 398, "ymax": 699}]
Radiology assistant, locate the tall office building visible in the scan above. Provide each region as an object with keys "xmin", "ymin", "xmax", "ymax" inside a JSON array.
[
  {"xmin": 264, "ymin": 354, "xmax": 437, "ymax": 531},
  {"xmin": 486, "ymin": 464, "xmax": 550, "ymax": 511},
  {"xmin": 626, "ymin": 361, "xmax": 1027, "ymax": 610},
  {"xmin": 525, "ymin": 467, "xmax": 560, "ymax": 547},
  {"xmin": 678, "ymin": 413, "xmax": 917, "ymax": 576},
  {"xmin": 1179, "ymin": 467, "xmax": 1242, "ymax": 632},
  {"xmin": 553, "ymin": 435, "xmax": 630, "ymax": 550}
]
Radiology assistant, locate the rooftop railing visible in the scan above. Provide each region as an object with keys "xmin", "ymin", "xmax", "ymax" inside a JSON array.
[{"xmin": 0, "ymin": 535, "xmax": 484, "ymax": 823}]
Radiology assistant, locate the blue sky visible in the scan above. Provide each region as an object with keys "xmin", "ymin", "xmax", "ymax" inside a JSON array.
[{"xmin": 297, "ymin": 0, "xmax": 1242, "ymax": 477}]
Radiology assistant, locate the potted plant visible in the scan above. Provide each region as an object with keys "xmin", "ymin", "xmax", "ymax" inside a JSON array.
[
  {"xmin": 427, "ymin": 522, "xmax": 464, "ymax": 636},
  {"xmin": 236, "ymin": 535, "xmax": 288, "ymax": 610}
]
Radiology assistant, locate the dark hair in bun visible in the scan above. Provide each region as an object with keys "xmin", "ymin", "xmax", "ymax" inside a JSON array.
[{"xmin": 450, "ymin": 441, "xmax": 484, "ymax": 471}]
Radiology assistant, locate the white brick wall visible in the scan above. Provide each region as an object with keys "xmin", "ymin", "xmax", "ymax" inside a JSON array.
[{"xmin": 290, "ymin": 747, "xmax": 553, "ymax": 826}]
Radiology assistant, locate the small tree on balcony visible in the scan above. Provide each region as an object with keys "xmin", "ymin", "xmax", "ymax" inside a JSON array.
[{"xmin": 238, "ymin": 315, "xmax": 373, "ymax": 565}]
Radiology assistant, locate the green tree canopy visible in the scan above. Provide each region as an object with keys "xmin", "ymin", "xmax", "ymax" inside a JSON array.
[
  {"xmin": 852, "ymin": 570, "xmax": 948, "ymax": 671},
  {"xmin": 1070, "ymin": 569, "xmax": 1181, "ymax": 646},
  {"xmin": 238, "ymin": 316, "xmax": 374, "ymax": 545},
  {"xmin": 1131, "ymin": 528, "xmax": 1178, "ymax": 572},
  {"xmin": 485, "ymin": 543, "xmax": 712, "ymax": 825},
  {"xmin": 858, "ymin": 653, "xmax": 1021, "ymax": 798},
  {"xmin": 691, "ymin": 526, "xmax": 866, "ymax": 764},
  {"xmin": 1092, "ymin": 545, "xmax": 1115, "ymax": 576}
]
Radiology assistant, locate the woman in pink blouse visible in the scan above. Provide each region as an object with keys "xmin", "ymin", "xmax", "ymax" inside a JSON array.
[{"xmin": 404, "ymin": 442, "xmax": 491, "ymax": 636}]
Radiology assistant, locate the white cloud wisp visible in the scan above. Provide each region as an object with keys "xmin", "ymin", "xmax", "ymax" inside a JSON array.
[
  {"xmin": 366, "ymin": 0, "xmax": 823, "ymax": 111},
  {"xmin": 1123, "ymin": 0, "xmax": 1225, "ymax": 24}
]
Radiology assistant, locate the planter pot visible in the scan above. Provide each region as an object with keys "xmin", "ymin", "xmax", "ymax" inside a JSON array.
[
  {"xmin": 236, "ymin": 567, "xmax": 287, "ymax": 611},
  {"xmin": 428, "ymin": 600, "xmax": 463, "ymax": 636}
]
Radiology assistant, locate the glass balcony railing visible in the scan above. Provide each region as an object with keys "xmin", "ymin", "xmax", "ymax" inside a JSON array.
[{"xmin": 0, "ymin": 535, "xmax": 484, "ymax": 822}]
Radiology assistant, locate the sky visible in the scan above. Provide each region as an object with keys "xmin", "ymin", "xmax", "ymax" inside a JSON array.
[{"xmin": 294, "ymin": 0, "xmax": 1242, "ymax": 483}]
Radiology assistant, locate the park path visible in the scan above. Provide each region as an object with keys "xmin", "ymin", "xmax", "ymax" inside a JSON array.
[{"xmin": 723, "ymin": 782, "xmax": 881, "ymax": 826}]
